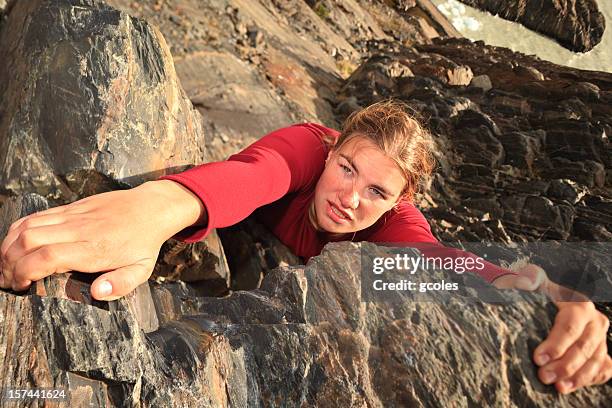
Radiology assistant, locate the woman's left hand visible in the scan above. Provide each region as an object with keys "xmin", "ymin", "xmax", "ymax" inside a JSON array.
[{"xmin": 493, "ymin": 263, "xmax": 612, "ymax": 393}]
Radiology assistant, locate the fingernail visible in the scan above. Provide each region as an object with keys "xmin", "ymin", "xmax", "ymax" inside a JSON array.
[
  {"xmin": 97, "ymin": 281, "xmax": 112, "ymax": 297},
  {"xmin": 559, "ymin": 380, "xmax": 573, "ymax": 391},
  {"xmin": 542, "ymin": 370, "xmax": 556, "ymax": 384},
  {"xmin": 536, "ymin": 354, "xmax": 550, "ymax": 365}
]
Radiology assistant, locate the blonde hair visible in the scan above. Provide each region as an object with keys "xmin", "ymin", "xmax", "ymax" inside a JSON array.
[{"xmin": 330, "ymin": 99, "xmax": 436, "ymax": 202}]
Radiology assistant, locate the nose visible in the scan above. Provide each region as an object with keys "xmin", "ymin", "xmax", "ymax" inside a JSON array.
[{"xmin": 339, "ymin": 185, "xmax": 359, "ymax": 210}]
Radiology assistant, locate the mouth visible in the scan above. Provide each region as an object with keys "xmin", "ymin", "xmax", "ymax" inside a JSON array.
[{"xmin": 327, "ymin": 200, "xmax": 352, "ymax": 223}]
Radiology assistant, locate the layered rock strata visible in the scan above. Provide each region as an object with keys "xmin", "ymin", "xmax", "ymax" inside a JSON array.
[
  {"xmin": 457, "ymin": 0, "xmax": 606, "ymax": 52},
  {"xmin": 1, "ymin": 192, "xmax": 610, "ymax": 406}
]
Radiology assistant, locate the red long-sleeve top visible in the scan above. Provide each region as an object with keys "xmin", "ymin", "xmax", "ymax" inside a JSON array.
[{"xmin": 160, "ymin": 123, "xmax": 516, "ymax": 283}]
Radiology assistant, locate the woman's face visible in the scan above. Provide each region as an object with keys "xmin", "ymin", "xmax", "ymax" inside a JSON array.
[{"xmin": 313, "ymin": 135, "xmax": 406, "ymax": 234}]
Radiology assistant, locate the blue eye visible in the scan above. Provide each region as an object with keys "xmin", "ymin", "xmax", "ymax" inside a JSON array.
[{"xmin": 370, "ymin": 188, "xmax": 384, "ymax": 198}]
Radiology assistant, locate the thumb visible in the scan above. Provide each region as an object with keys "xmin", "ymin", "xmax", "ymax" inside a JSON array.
[
  {"xmin": 91, "ymin": 263, "xmax": 152, "ymax": 301},
  {"xmin": 513, "ymin": 276, "xmax": 541, "ymax": 291}
]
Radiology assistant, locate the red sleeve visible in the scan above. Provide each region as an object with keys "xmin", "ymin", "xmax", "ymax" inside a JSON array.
[
  {"xmin": 368, "ymin": 201, "xmax": 517, "ymax": 283},
  {"xmin": 158, "ymin": 123, "xmax": 338, "ymax": 242}
]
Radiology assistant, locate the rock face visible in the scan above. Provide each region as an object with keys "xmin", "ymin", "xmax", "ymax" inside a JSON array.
[
  {"xmin": 217, "ymin": 217, "xmax": 302, "ymax": 291},
  {"xmin": 458, "ymin": 0, "xmax": 606, "ymax": 52},
  {"xmin": 1, "ymin": 0, "xmax": 611, "ymax": 407},
  {"xmin": 0, "ymin": 0, "xmax": 206, "ymax": 201},
  {"xmin": 104, "ymin": 0, "xmax": 463, "ymax": 160},
  {"xmin": 2, "ymin": 203, "xmax": 611, "ymax": 407}
]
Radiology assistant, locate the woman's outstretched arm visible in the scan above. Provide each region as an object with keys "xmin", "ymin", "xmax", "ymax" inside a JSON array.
[
  {"xmin": 0, "ymin": 180, "xmax": 205, "ymax": 300},
  {"xmin": 0, "ymin": 123, "xmax": 335, "ymax": 300},
  {"xmin": 158, "ymin": 123, "xmax": 333, "ymax": 242}
]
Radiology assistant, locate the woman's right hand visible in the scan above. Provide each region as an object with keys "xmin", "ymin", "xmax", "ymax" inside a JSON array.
[{"xmin": 0, "ymin": 180, "xmax": 206, "ymax": 301}]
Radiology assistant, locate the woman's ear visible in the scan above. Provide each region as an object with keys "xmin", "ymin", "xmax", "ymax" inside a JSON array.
[{"xmin": 325, "ymin": 150, "xmax": 333, "ymax": 164}]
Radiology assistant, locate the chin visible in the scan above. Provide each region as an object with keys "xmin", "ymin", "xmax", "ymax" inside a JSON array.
[{"xmin": 321, "ymin": 223, "xmax": 348, "ymax": 234}]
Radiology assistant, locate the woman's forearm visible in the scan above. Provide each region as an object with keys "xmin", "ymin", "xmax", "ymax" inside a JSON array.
[{"xmin": 138, "ymin": 180, "xmax": 208, "ymax": 240}]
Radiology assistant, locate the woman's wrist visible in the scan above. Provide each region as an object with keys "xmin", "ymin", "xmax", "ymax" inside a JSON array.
[{"xmin": 138, "ymin": 179, "xmax": 208, "ymax": 239}]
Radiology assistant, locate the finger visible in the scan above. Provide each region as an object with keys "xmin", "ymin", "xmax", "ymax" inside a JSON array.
[
  {"xmin": 537, "ymin": 317, "xmax": 605, "ymax": 385},
  {"xmin": 520, "ymin": 264, "xmax": 546, "ymax": 290},
  {"xmin": 2, "ymin": 223, "xmax": 81, "ymax": 286},
  {"xmin": 2, "ymin": 213, "xmax": 73, "ymax": 259},
  {"xmin": 534, "ymin": 306, "xmax": 590, "ymax": 366},
  {"xmin": 10, "ymin": 241, "xmax": 113, "ymax": 291},
  {"xmin": 4, "ymin": 222, "xmax": 82, "ymax": 264},
  {"xmin": 593, "ymin": 356, "xmax": 612, "ymax": 385},
  {"xmin": 91, "ymin": 263, "xmax": 152, "ymax": 301},
  {"xmin": 545, "ymin": 320, "xmax": 603, "ymax": 376},
  {"xmin": 513, "ymin": 276, "xmax": 541, "ymax": 291},
  {"xmin": 558, "ymin": 342, "xmax": 607, "ymax": 394},
  {"xmin": 5, "ymin": 204, "xmax": 71, "ymax": 235}
]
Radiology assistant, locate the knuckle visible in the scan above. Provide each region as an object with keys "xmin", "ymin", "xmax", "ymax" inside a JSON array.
[
  {"xmin": 21, "ymin": 218, "xmax": 36, "ymax": 230},
  {"xmin": 581, "ymin": 302, "xmax": 595, "ymax": 312},
  {"xmin": 39, "ymin": 246, "xmax": 57, "ymax": 263},
  {"xmin": 17, "ymin": 230, "xmax": 37, "ymax": 251},
  {"xmin": 125, "ymin": 269, "xmax": 143, "ymax": 288},
  {"xmin": 575, "ymin": 339, "xmax": 594, "ymax": 357},
  {"xmin": 594, "ymin": 371, "xmax": 607, "ymax": 384},
  {"xmin": 10, "ymin": 271, "xmax": 29, "ymax": 291},
  {"xmin": 8, "ymin": 217, "xmax": 26, "ymax": 232},
  {"xmin": 1, "ymin": 233, "xmax": 14, "ymax": 251},
  {"xmin": 557, "ymin": 365, "xmax": 573, "ymax": 378},
  {"xmin": 12, "ymin": 279, "xmax": 31, "ymax": 292},
  {"xmin": 562, "ymin": 323, "xmax": 581, "ymax": 337},
  {"xmin": 547, "ymin": 346, "xmax": 563, "ymax": 360},
  {"xmin": 12, "ymin": 258, "xmax": 29, "ymax": 280},
  {"xmin": 4, "ymin": 248, "xmax": 20, "ymax": 265},
  {"xmin": 571, "ymin": 372, "xmax": 589, "ymax": 387}
]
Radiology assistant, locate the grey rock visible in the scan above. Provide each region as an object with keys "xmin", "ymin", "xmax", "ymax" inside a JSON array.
[
  {"xmin": 173, "ymin": 50, "xmax": 295, "ymax": 162},
  {"xmin": 457, "ymin": 0, "xmax": 606, "ymax": 52},
  {"xmin": 547, "ymin": 179, "xmax": 586, "ymax": 204},
  {"xmin": 152, "ymin": 232, "xmax": 231, "ymax": 297},
  {"xmin": 0, "ymin": 0, "xmax": 206, "ymax": 200},
  {"xmin": 498, "ymin": 131, "xmax": 544, "ymax": 174},
  {"xmin": 0, "ymin": 193, "xmax": 50, "ymax": 240},
  {"xmin": 3, "ymin": 241, "xmax": 611, "ymax": 406},
  {"xmin": 469, "ymin": 74, "xmax": 493, "ymax": 91},
  {"xmin": 543, "ymin": 158, "xmax": 606, "ymax": 188},
  {"xmin": 217, "ymin": 217, "xmax": 302, "ymax": 291}
]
